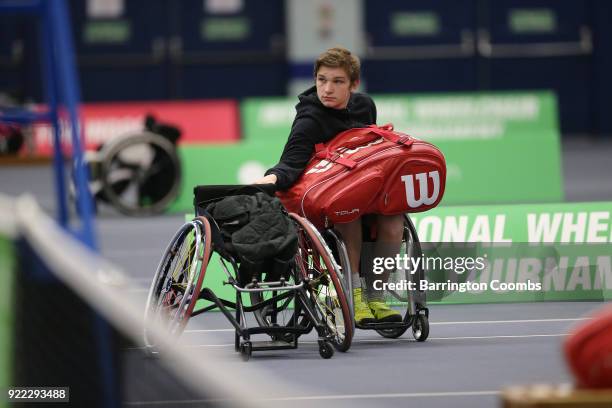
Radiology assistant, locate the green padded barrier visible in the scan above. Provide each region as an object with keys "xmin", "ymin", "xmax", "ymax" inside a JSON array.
[
  {"xmin": 411, "ymin": 201, "xmax": 612, "ymax": 303},
  {"xmin": 0, "ymin": 236, "xmax": 15, "ymax": 406},
  {"xmin": 185, "ymin": 201, "xmax": 612, "ymax": 306},
  {"xmin": 239, "ymin": 91, "xmax": 563, "ymax": 206},
  {"xmin": 169, "ymin": 142, "xmax": 284, "ymax": 212}
]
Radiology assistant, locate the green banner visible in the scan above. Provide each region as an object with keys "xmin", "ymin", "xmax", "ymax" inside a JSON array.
[
  {"xmin": 169, "ymin": 142, "xmax": 284, "ymax": 212},
  {"xmin": 509, "ymin": 8, "xmax": 557, "ymax": 34},
  {"xmin": 391, "ymin": 12, "xmax": 441, "ymax": 37},
  {"xmin": 240, "ymin": 92, "xmax": 563, "ymax": 206},
  {"xmin": 84, "ymin": 20, "xmax": 131, "ymax": 44},
  {"xmin": 0, "ymin": 236, "xmax": 14, "ymax": 404},
  {"xmin": 201, "ymin": 17, "xmax": 250, "ymax": 41},
  {"xmin": 410, "ymin": 201, "xmax": 612, "ymax": 243},
  {"xmin": 410, "ymin": 202, "xmax": 612, "ymax": 303},
  {"xmin": 187, "ymin": 202, "xmax": 612, "ymax": 307}
]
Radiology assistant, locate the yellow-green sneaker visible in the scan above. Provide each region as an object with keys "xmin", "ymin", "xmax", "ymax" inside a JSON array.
[
  {"xmin": 353, "ymin": 288, "xmax": 375, "ymax": 324},
  {"xmin": 368, "ymin": 300, "xmax": 402, "ymax": 322}
]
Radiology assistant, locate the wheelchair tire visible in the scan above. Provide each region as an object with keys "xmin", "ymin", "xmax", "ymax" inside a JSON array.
[
  {"xmin": 143, "ymin": 216, "xmax": 212, "ymax": 350},
  {"xmin": 290, "ymin": 213, "xmax": 354, "ymax": 352},
  {"xmin": 318, "ymin": 340, "xmax": 334, "ymax": 359},
  {"xmin": 375, "ymin": 214, "xmax": 424, "ymax": 339},
  {"xmin": 99, "ymin": 131, "xmax": 181, "ymax": 216},
  {"xmin": 412, "ymin": 314, "xmax": 429, "ymax": 342},
  {"xmin": 240, "ymin": 341, "xmax": 252, "ymax": 362}
]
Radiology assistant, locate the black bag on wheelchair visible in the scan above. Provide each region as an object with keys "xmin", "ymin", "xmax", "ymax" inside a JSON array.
[{"xmin": 205, "ymin": 192, "xmax": 298, "ymax": 286}]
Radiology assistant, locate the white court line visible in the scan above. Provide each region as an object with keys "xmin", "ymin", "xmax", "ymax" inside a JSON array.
[
  {"xmin": 183, "ymin": 317, "xmax": 588, "ymax": 334},
  {"xmin": 125, "ymin": 390, "xmax": 499, "ymax": 405},
  {"xmin": 123, "ymin": 278, "xmax": 153, "ymax": 285},
  {"xmin": 260, "ymin": 390, "xmax": 500, "ymax": 402},
  {"xmin": 127, "ymin": 333, "xmax": 568, "ymax": 350},
  {"xmin": 127, "ymin": 288, "xmax": 148, "ymax": 293},
  {"xmin": 430, "ymin": 317, "xmax": 588, "ymax": 325},
  {"xmin": 426, "ymin": 333, "xmax": 566, "ymax": 340},
  {"xmin": 185, "ymin": 328, "xmax": 235, "ymax": 333},
  {"xmin": 177, "ymin": 333, "xmax": 567, "ymax": 348},
  {"xmin": 103, "ymin": 248, "xmax": 160, "ymax": 257},
  {"xmin": 186, "ymin": 328, "xmax": 234, "ymax": 333}
]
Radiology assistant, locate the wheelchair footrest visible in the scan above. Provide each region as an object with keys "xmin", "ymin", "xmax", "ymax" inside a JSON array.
[
  {"xmin": 356, "ymin": 321, "xmax": 409, "ymax": 330},
  {"xmin": 250, "ymin": 340, "xmax": 298, "ymax": 351}
]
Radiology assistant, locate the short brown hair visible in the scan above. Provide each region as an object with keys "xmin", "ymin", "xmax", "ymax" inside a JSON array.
[{"xmin": 314, "ymin": 47, "xmax": 361, "ymax": 85}]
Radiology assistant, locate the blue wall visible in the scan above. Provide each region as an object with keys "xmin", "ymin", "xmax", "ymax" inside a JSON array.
[{"xmin": 1, "ymin": 0, "xmax": 611, "ymax": 135}]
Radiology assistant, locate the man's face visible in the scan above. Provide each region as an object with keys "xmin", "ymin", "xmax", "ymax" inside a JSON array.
[{"xmin": 316, "ymin": 66, "xmax": 359, "ymax": 109}]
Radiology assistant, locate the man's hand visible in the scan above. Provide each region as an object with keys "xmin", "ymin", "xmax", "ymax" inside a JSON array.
[{"xmin": 254, "ymin": 174, "xmax": 277, "ymax": 185}]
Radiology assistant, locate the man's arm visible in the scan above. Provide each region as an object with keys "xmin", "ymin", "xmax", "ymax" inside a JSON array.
[{"xmin": 260, "ymin": 118, "xmax": 320, "ymax": 190}]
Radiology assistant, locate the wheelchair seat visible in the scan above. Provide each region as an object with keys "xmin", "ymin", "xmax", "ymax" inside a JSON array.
[{"xmin": 193, "ymin": 183, "xmax": 276, "ymax": 210}]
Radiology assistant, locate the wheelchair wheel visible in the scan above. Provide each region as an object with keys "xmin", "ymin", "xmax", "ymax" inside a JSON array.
[
  {"xmin": 412, "ymin": 314, "xmax": 429, "ymax": 342},
  {"xmin": 290, "ymin": 213, "xmax": 353, "ymax": 352},
  {"xmin": 376, "ymin": 214, "xmax": 423, "ymax": 339},
  {"xmin": 99, "ymin": 131, "xmax": 181, "ymax": 216},
  {"xmin": 144, "ymin": 216, "xmax": 212, "ymax": 350}
]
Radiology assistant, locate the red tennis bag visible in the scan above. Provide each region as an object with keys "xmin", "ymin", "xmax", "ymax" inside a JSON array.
[{"xmin": 277, "ymin": 124, "xmax": 446, "ymax": 228}]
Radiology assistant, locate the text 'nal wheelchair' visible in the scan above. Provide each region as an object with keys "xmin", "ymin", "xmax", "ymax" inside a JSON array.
[{"xmin": 144, "ymin": 184, "xmax": 353, "ymax": 360}]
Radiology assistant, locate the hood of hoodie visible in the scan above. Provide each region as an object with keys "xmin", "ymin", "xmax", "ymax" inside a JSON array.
[
  {"xmin": 293, "ymin": 85, "xmax": 376, "ymax": 143},
  {"xmin": 296, "ymin": 85, "xmax": 350, "ymax": 116}
]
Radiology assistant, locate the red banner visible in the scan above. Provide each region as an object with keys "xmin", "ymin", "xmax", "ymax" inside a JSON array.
[{"xmin": 30, "ymin": 100, "xmax": 240, "ymax": 155}]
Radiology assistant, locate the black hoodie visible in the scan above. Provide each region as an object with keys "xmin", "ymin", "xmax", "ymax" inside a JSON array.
[{"xmin": 265, "ymin": 86, "xmax": 377, "ymax": 190}]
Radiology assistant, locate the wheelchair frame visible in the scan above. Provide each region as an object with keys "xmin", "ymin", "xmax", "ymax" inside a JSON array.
[{"xmin": 144, "ymin": 185, "xmax": 353, "ymax": 360}]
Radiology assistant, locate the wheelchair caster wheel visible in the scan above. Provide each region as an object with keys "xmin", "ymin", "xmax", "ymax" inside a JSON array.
[
  {"xmin": 412, "ymin": 314, "xmax": 429, "ymax": 342},
  {"xmin": 318, "ymin": 340, "xmax": 334, "ymax": 359},
  {"xmin": 240, "ymin": 342, "xmax": 252, "ymax": 361}
]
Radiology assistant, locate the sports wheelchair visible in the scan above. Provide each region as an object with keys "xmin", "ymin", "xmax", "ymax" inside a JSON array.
[
  {"xmin": 81, "ymin": 115, "xmax": 182, "ymax": 216},
  {"xmin": 144, "ymin": 184, "xmax": 353, "ymax": 360}
]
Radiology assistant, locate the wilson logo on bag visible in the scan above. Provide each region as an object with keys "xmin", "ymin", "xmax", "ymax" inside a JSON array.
[
  {"xmin": 402, "ymin": 171, "xmax": 441, "ymax": 208},
  {"xmin": 277, "ymin": 124, "xmax": 446, "ymax": 228}
]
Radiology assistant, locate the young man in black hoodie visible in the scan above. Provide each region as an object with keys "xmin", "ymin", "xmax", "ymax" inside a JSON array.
[{"xmin": 256, "ymin": 47, "xmax": 402, "ymax": 324}]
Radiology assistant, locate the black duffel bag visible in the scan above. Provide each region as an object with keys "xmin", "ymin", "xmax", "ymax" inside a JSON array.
[{"xmin": 206, "ymin": 192, "xmax": 298, "ymax": 285}]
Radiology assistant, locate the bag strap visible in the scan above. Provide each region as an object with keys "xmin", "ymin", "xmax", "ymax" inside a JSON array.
[
  {"xmin": 312, "ymin": 124, "xmax": 411, "ymax": 169},
  {"xmin": 314, "ymin": 143, "xmax": 357, "ymax": 169},
  {"xmin": 332, "ymin": 129, "xmax": 381, "ymax": 150},
  {"xmin": 368, "ymin": 124, "xmax": 414, "ymax": 147}
]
